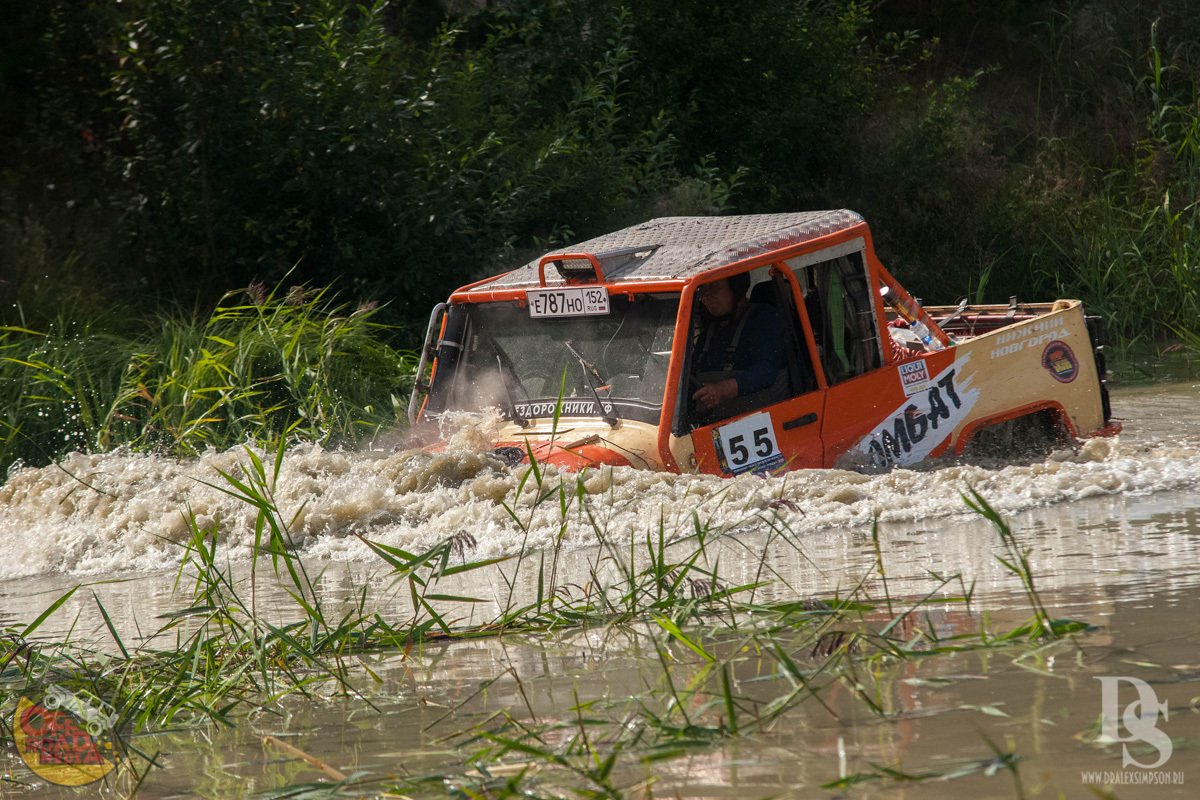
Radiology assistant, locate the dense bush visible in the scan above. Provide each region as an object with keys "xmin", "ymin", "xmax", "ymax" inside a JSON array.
[
  {"xmin": 850, "ymin": 1, "xmax": 1200, "ymax": 341},
  {"xmin": 1030, "ymin": 27, "xmax": 1200, "ymax": 342},
  {"xmin": 2, "ymin": 0, "xmax": 883, "ymax": 326},
  {"xmin": 4, "ymin": 0, "xmax": 687, "ymax": 325}
]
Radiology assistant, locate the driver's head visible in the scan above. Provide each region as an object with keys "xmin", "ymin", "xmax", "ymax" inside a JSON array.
[{"xmin": 697, "ymin": 273, "xmax": 750, "ymax": 318}]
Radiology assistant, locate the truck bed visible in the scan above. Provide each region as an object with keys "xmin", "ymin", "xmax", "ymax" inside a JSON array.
[{"xmin": 914, "ymin": 301, "xmax": 1105, "ymax": 348}]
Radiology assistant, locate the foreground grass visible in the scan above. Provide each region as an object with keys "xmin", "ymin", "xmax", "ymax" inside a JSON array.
[
  {"xmin": 0, "ymin": 444, "xmax": 1090, "ymax": 798},
  {"xmin": 0, "ymin": 282, "xmax": 416, "ymax": 480}
]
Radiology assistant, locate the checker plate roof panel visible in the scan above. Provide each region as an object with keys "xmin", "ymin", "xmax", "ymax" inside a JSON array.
[{"xmin": 473, "ymin": 210, "xmax": 864, "ymax": 292}]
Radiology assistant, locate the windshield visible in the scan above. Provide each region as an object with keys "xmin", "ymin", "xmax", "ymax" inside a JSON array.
[{"xmin": 444, "ymin": 294, "xmax": 680, "ymax": 424}]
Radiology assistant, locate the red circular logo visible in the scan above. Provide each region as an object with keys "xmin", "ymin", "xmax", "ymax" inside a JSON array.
[
  {"xmin": 13, "ymin": 695, "xmax": 118, "ymax": 786},
  {"xmin": 1041, "ymin": 341, "xmax": 1079, "ymax": 383}
]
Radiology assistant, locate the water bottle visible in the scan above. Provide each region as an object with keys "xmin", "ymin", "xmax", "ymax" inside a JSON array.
[
  {"xmin": 908, "ymin": 318, "xmax": 941, "ymax": 350},
  {"xmin": 880, "ymin": 286, "xmax": 945, "ymax": 351}
]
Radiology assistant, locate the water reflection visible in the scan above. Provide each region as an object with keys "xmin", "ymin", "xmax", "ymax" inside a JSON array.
[{"xmin": 25, "ymin": 575, "xmax": 1190, "ymax": 799}]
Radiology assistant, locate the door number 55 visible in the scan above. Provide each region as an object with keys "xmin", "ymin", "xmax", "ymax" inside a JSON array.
[{"xmin": 716, "ymin": 411, "xmax": 782, "ymax": 475}]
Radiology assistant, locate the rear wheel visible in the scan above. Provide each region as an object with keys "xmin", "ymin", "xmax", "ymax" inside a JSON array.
[{"xmin": 963, "ymin": 409, "xmax": 1070, "ymax": 461}]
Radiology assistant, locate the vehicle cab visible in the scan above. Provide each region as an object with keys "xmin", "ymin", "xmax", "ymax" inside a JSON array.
[{"xmin": 409, "ymin": 211, "xmax": 1117, "ymax": 475}]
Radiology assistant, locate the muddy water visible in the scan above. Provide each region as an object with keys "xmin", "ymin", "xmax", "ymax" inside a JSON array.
[{"xmin": 2, "ymin": 381, "xmax": 1200, "ymax": 797}]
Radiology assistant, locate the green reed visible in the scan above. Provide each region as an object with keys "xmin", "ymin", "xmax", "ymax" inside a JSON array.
[
  {"xmin": 1039, "ymin": 33, "xmax": 1200, "ymax": 349},
  {"xmin": 0, "ymin": 281, "xmax": 414, "ymax": 480}
]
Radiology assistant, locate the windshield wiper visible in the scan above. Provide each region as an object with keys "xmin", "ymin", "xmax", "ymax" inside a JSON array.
[
  {"xmin": 495, "ymin": 355, "xmax": 530, "ymax": 428},
  {"xmin": 564, "ymin": 340, "xmax": 618, "ymax": 427}
]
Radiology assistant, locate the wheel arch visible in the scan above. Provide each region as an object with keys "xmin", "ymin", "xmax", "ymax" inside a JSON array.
[{"xmin": 955, "ymin": 400, "xmax": 1077, "ymax": 456}]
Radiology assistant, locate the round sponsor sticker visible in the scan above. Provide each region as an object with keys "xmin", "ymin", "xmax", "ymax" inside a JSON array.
[
  {"xmin": 1041, "ymin": 341, "xmax": 1079, "ymax": 383},
  {"xmin": 13, "ymin": 695, "xmax": 118, "ymax": 786}
]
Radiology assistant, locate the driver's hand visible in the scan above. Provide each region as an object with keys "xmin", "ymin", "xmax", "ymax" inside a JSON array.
[{"xmin": 692, "ymin": 378, "xmax": 738, "ymax": 410}]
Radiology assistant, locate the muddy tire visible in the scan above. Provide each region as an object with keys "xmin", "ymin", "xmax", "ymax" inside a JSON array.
[{"xmin": 964, "ymin": 409, "xmax": 1069, "ymax": 461}]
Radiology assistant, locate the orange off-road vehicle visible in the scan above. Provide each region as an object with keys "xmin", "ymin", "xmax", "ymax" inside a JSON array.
[{"xmin": 408, "ymin": 211, "xmax": 1119, "ymax": 476}]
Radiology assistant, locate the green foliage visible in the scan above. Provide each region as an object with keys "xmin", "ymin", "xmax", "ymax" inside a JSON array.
[
  {"xmin": 876, "ymin": 2, "xmax": 1200, "ymax": 343},
  {"xmin": 613, "ymin": 0, "xmax": 874, "ymax": 207},
  {"xmin": 9, "ymin": 0, "xmax": 685, "ymax": 322},
  {"xmin": 1034, "ymin": 28, "xmax": 1200, "ymax": 343},
  {"xmin": 2, "ymin": 0, "xmax": 882, "ymax": 328},
  {"xmin": 0, "ymin": 283, "xmax": 412, "ymax": 477},
  {"xmin": 5, "ymin": 0, "xmax": 1200, "ymax": 349}
]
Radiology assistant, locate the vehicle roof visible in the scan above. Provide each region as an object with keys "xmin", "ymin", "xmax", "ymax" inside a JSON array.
[{"xmin": 471, "ymin": 209, "xmax": 865, "ymax": 292}]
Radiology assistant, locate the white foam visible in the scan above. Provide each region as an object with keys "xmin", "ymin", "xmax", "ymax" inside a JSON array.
[{"xmin": 2, "ymin": 423, "xmax": 1200, "ymax": 580}]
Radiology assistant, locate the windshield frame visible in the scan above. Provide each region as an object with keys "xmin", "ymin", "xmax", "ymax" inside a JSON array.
[{"xmin": 437, "ymin": 292, "xmax": 682, "ymax": 426}]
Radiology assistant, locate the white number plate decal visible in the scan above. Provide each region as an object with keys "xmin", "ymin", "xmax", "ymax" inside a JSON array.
[
  {"xmin": 527, "ymin": 287, "xmax": 610, "ymax": 318},
  {"xmin": 715, "ymin": 411, "xmax": 784, "ymax": 475}
]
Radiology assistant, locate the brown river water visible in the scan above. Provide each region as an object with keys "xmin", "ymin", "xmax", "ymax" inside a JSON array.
[{"xmin": 2, "ymin": 380, "xmax": 1199, "ymax": 798}]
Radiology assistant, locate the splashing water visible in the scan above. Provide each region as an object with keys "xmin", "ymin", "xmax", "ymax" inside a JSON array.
[{"xmin": 2, "ymin": 388, "xmax": 1200, "ymax": 580}]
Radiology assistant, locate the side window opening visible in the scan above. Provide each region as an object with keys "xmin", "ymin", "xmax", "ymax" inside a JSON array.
[
  {"xmin": 798, "ymin": 251, "xmax": 883, "ymax": 384},
  {"xmin": 682, "ymin": 267, "xmax": 820, "ymax": 430},
  {"xmin": 755, "ymin": 269, "xmax": 818, "ymax": 397}
]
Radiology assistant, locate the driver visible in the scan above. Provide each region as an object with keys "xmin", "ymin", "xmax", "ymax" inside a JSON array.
[{"xmin": 691, "ymin": 273, "xmax": 786, "ymax": 418}]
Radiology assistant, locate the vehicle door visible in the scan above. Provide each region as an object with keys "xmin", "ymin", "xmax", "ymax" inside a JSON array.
[
  {"xmin": 799, "ymin": 239, "xmax": 956, "ymax": 469},
  {"xmin": 685, "ymin": 264, "xmax": 826, "ymax": 476}
]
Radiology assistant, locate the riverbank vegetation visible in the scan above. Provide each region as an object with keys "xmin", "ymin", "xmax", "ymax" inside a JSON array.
[
  {"xmin": 0, "ymin": 284, "xmax": 412, "ymax": 479},
  {"xmin": 0, "ymin": 460, "xmax": 1083, "ymax": 796},
  {"xmin": 3, "ymin": 0, "xmax": 1199, "ymax": 474}
]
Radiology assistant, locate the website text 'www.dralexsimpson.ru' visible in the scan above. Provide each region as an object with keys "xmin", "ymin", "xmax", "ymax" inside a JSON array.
[{"xmin": 1081, "ymin": 771, "xmax": 1184, "ymax": 785}]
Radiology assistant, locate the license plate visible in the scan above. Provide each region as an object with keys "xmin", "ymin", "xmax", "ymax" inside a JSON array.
[{"xmin": 527, "ymin": 287, "xmax": 610, "ymax": 318}]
